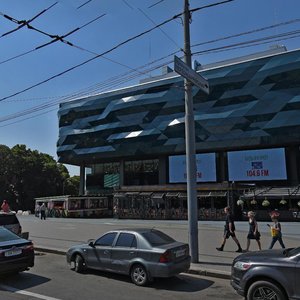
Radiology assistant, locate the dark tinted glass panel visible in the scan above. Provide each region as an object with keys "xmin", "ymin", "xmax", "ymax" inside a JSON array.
[
  {"xmin": 0, "ymin": 214, "xmax": 19, "ymax": 226},
  {"xmin": 58, "ymin": 50, "xmax": 300, "ymax": 164},
  {"xmin": 142, "ymin": 230, "xmax": 174, "ymax": 246},
  {"xmin": 95, "ymin": 232, "xmax": 117, "ymax": 246},
  {"xmin": 115, "ymin": 233, "xmax": 137, "ymax": 248},
  {"xmin": 0, "ymin": 227, "xmax": 20, "ymax": 242}
]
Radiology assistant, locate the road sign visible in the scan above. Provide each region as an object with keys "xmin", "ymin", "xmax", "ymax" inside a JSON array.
[{"xmin": 174, "ymin": 55, "xmax": 209, "ymax": 94}]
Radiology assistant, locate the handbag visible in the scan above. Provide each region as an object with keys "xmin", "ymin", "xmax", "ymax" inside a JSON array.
[{"xmin": 255, "ymin": 231, "xmax": 261, "ymax": 238}]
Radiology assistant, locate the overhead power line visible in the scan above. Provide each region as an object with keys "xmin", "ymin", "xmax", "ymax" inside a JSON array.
[
  {"xmin": 189, "ymin": 0, "xmax": 235, "ymax": 14},
  {"xmin": 0, "ymin": 108, "xmax": 57, "ymax": 128},
  {"xmin": 77, "ymin": 0, "xmax": 93, "ymax": 10},
  {"xmin": 192, "ymin": 18, "xmax": 300, "ymax": 49},
  {"xmin": 122, "ymin": 0, "xmax": 135, "ymax": 10},
  {"xmin": 0, "ymin": 13, "xmax": 107, "ymax": 65},
  {"xmin": 0, "ymin": 12, "xmax": 180, "ymax": 102},
  {"xmin": 193, "ymin": 29, "xmax": 300, "ymax": 56},
  {"xmin": 149, "ymin": 0, "xmax": 165, "ymax": 9},
  {"xmin": 138, "ymin": 7, "xmax": 182, "ymax": 50},
  {"xmin": 0, "ymin": 2, "xmax": 58, "ymax": 38},
  {"xmin": 35, "ymin": 13, "xmax": 107, "ymax": 50},
  {"xmin": 2, "ymin": 23, "xmax": 300, "ymax": 126},
  {"xmin": 0, "ymin": 0, "xmax": 235, "ymax": 102}
]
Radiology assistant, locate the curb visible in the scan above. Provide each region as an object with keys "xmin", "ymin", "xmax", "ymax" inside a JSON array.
[
  {"xmin": 187, "ymin": 268, "xmax": 231, "ymax": 280},
  {"xmin": 35, "ymin": 247, "xmax": 66, "ymax": 256},
  {"xmin": 35, "ymin": 246, "xmax": 231, "ymax": 280}
]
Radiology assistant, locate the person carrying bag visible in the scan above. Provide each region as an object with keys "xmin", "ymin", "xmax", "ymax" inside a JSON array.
[{"xmin": 268, "ymin": 212, "xmax": 285, "ymax": 249}]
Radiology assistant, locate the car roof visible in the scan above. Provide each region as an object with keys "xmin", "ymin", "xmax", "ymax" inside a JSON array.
[{"xmin": 112, "ymin": 228, "xmax": 161, "ymax": 233}]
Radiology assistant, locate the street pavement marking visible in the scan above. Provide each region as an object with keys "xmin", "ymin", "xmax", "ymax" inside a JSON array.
[{"xmin": 0, "ymin": 284, "xmax": 62, "ymax": 300}]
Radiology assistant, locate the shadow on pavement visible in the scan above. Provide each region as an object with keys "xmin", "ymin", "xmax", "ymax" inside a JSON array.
[
  {"xmin": 0, "ymin": 272, "xmax": 50, "ymax": 290},
  {"xmin": 82, "ymin": 269, "xmax": 214, "ymax": 292}
]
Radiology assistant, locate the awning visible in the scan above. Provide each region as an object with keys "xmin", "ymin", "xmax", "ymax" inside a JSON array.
[
  {"xmin": 243, "ymin": 186, "xmax": 300, "ymax": 199},
  {"xmin": 178, "ymin": 192, "xmax": 187, "ymax": 199},
  {"xmin": 114, "ymin": 193, "xmax": 126, "ymax": 198},
  {"xmin": 125, "ymin": 192, "xmax": 140, "ymax": 196},
  {"xmin": 165, "ymin": 192, "xmax": 179, "ymax": 198},
  {"xmin": 151, "ymin": 193, "xmax": 165, "ymax": 199},
  {"xmin": 197, "ymin": 192, "xmax": 210, "ymax": 198},
  {"xmin": 139, "ymin": 192, "xmax": 153, "ymax": 197},
  {"xmin": 209, "ymin": 191, "xmax": 227, "ymax": 197}
]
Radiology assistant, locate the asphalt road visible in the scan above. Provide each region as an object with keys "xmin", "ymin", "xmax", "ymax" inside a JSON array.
[
  {"xmin": 0, "ymin": 253, "xmax": 243, "ymax": 300},
  {"xmin": 17, "ymin": 215, "xmax": 300, "ymax": 274}
]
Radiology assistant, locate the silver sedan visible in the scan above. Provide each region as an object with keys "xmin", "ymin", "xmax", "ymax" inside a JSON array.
[{"xmin": 66, "ymin": 228, "xmax": 191, "ymax": 286}]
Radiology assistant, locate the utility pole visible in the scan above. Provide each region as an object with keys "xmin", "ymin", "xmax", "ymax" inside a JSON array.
[{"xmin": 183, "ymin": 0, "xmax": 199, "ymax": 263}]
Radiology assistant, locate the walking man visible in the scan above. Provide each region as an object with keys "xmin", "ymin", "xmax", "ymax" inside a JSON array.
[
  {"xmin": 216, "ymin": 206, "xmax": 243, "ymax": 252},
  {"xmin": 40, "ymin": 203, "xmax": 46, "ymax": 220}
]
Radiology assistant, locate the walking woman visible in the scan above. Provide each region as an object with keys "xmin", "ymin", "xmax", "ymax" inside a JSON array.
[
  {"xmin": 245, "ymin": 211, "xmax": 262, "ymax": 251},
  {"xmin": 268, "ymin": 214, "xmax": 285, "ymax": 249}
]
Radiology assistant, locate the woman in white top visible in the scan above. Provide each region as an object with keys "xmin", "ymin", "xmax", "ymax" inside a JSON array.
[{"xmin": 245, "ymin": 211, "xmax": 262, "ymax": 251}]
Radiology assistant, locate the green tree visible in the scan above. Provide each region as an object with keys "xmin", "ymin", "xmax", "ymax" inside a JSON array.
[
  {"xmin": 64, "ymin": 176, "xmax": 80, "ymax": 195},
  {"xmin": 0, "ymin": 145, "xmax": 16, "ymax": 207},
  {"xmin": 0, "ymin": 144, "xmax": 79, "ymax": 211}
]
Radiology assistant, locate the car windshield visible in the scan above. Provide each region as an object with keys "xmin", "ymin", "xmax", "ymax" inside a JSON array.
[
  {"xmin": 0, "ymin": 227, "xmax": 20, "ymax": 242},
  {"xmin": 142, "ymin": 230, "xmax": 175, "ymax": 246},
  {"xmin": 286, "ymin": 246, "xmax": 300, "ymax": 257}
]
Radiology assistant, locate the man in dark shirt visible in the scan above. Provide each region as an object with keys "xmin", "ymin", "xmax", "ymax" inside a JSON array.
[{"xmin": 216, "ymin": 206, "xmax": 242, "ymax": 252}]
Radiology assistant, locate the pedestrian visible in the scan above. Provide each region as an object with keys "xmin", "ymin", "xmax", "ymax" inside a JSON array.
[
  {"xmin": 268, "ymin": 213, "xmax": 285, "ymax": 249},
  {"xmin": 1, "ymin": 200, "xmax": 10, "ymax": 212},
  {"xmin": 216, "ymin": 206, "xmax": 243, "ymax": 253},
  {"xmin": 245, "ymin": 211, "xmax": 262, "ymax": 251},
  {"xmin": 35, "ymin": 203, "xmax": 40, "ymax": 217},
  {"xmin": 40, "ymin": 203, "xmax": 46, "ymax": 220}
]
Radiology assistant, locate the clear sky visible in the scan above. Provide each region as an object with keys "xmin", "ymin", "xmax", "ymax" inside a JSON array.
[{"xmin": 0, "ymin": 0, "xmax": 299, "ymax": 176}]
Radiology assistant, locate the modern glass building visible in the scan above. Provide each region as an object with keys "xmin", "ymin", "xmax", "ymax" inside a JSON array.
[{"xmin": 57, "ymin": 46, "xmax": 300, "ymax": 220}]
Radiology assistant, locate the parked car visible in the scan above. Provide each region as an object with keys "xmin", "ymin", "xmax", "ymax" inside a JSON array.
[
  {"xmin": 0, "ymin": 212, "xmax": 22, "ymax": 235},
  {"xmin": 66, "ymin": 228, "xmax": 191, "ymax": 286},
  {"xmin": 0, "ymin": 226, "xmax": 34, "ymax": 275},
  {"xmin": 231, "ymin": 247, "xmax": 300, "ymax": 300}
]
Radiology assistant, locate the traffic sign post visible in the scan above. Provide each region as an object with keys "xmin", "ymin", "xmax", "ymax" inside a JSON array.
[
  {"xmin": 174, "ymin": 3, "xmax": 210, "ymax": 263},
  {"xmin": 174, "ymin": 55, "xmax": 209, "ymax": 94}
]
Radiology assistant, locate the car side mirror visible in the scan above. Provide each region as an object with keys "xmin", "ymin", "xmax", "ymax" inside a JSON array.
[
  {"xmin": 88, "ymin": 241, "xmax": 95, "ymax": 248},
  {"xmin": 21, "ymin": 232, "xmax": 29, "ymax": 239}
]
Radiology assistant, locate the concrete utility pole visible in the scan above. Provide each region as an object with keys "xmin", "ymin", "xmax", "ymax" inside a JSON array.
[{"xmin": 183, "ymin": 0, "xmax": 199, "ymax": 263}]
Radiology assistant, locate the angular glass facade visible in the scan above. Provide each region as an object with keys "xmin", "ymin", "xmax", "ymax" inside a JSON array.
[{"xmin": 57, "ymin": 49, "xmax": 300, "ymax": 166}]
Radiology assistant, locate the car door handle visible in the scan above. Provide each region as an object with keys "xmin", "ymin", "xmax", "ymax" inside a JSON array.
[
  {"xmin": 104, "ymin": 250, "xmax": 110, "ymax": 255},
  {"xmin": 129, "ymin": 251, "xmax": 135, "ymax": 255}
]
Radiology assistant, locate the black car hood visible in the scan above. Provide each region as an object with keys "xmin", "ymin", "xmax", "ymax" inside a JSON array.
[{"xmin": 235, "ymin": 249, "xmax": 286, "ymax": 262}]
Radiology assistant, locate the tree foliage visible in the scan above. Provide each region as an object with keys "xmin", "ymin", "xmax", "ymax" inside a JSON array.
[{"xmin": 0, "ymin": 144, "xmax": 79, "ymax": 211}]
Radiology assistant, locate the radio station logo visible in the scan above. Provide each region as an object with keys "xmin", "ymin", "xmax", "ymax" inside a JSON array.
[{"xmin": 246, "ymin": 161, "xmax": 269, "ymax": 177}]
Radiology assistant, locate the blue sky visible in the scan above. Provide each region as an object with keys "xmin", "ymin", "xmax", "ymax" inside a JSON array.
[{"xmin": 0, "ymin": 0, "xmax": 299, "ymax": 176}]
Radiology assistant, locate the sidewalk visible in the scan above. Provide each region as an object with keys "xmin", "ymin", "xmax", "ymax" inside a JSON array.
[{"xmin": 19, "ymin": 216, "xmax": 300, "ymax": 280}]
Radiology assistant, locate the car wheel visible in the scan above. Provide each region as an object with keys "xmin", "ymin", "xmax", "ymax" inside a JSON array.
[
  {"xmin": 130, "ymin": 264, "xmax": 148, "ymax": 286},
  {"xmin": 74, "ymin": 254, "xmax": 85, "ymax": 273},
  {"xmin": 247, "ymin": 280, "xmax": 287, "ymax": 300}
]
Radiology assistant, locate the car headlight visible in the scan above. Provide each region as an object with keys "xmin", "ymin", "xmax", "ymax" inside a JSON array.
[{"xmin": 234, "ymin": 261, "xmax": 252, "ymax": 271}]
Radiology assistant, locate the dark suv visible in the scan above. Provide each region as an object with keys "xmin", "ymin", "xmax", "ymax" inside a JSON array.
[
  {"xmin": 231, "ymin": 247, "xmax": 300, "ymax": 300},
  {"xmin": 0, "ymin": 212, "xmax": 22, "ymax": 235}
]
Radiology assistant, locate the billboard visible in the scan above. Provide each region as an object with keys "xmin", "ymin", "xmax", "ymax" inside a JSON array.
[
  {"xmin": 228, "ymin": 148, "xmax": 287, "ymax": 181},
  {"xmin": 169, "ymin": 153, "xmax": 216, "ymax": 183}
]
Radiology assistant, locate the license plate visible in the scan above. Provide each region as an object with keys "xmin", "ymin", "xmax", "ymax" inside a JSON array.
[
  {"xmin": 175, "ymin": 249, "xmax": 186, "ymax": 257},
  {"xmin": 5, "ymin": 249, "xmax": 22, "ymax": 257}
]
